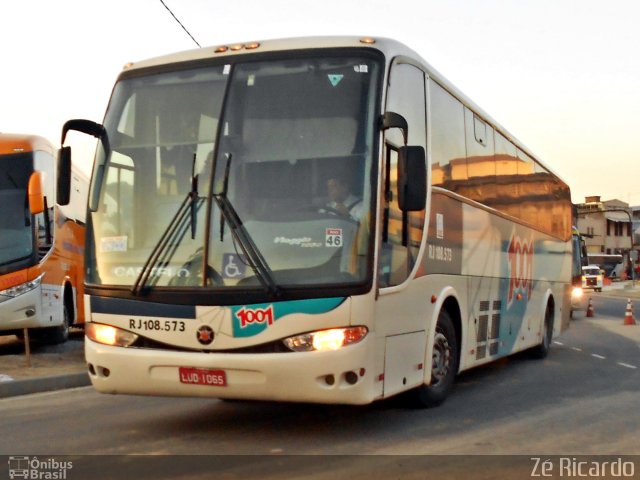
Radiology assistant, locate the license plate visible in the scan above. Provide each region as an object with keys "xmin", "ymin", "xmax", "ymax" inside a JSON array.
[{"xmin": 179, "ymin": 367, "xmax": 227, "ymax": 387}]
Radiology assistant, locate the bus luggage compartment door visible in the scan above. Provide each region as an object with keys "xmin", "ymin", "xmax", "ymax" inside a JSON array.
[{"xmin": 382, "ymin": 331, "xmax": 426, "ymax": 397}]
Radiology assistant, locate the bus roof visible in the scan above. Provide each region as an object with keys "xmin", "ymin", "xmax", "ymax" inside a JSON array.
[
  {"xmin": 119, "ymin": 35, "xmax": 567, "ymax": 188},
  {"xmin": 0, "ymin": 133, "xmax": 55, "ymax": 156},
  {"xmin": 121, "ymin": 36, "xmax": 414, "ymax": 72}
]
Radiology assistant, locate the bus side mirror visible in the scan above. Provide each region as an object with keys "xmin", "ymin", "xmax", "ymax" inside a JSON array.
[
  {"xmin": 398, "ymin": 145, "xmax": 426, "ymax": 212},
  {"xmin": 61, "ymin": 119, "xmax": 107, "ymax": 145},
  {"xmin": 28, "ymin": 171, "xmax": 45, "ymax": 215},
  {"xmin": 59, "ymin": 118, "xmax": 107, "ymax": 211},
  {"xmin": 381, "ymin": 112, "xmax": 408, "ymax": 145},
  {"xmin": 57, "ymin": 146, "xmax": 72, "ymax": 206}
]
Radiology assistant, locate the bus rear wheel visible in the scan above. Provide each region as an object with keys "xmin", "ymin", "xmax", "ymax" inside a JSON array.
[
  {"xmin": 407, "ymin": 310, "xmax": 459, "ymax": 408},
  {"xmin": 530, "ymin": 303, "xmax": 554, "ymax": 359}
]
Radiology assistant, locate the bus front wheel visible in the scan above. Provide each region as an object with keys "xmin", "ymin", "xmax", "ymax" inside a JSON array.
[
  {"xmin": 407, "ymin": 310, "xmax": 459, "ymax": 408},
  {"xmin": 35, "ymin": 303, "xmax": 71, "ymax": 345}
]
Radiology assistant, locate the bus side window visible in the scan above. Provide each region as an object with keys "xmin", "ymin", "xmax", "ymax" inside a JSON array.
[
  {"xmin": 101, "ymin": 153, "xmax": 135, "ymax": 242},
  {"xmin": 380, "ymin": 146, "xmax": 423, "ymax": 286},
  {"xmin": 33, "ymin": 151, "xmax": 56, "ymax": 259}
]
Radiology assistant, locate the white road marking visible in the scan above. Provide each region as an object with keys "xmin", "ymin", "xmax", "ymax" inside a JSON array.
[
  {"xmin": 617, "ymin": 362, "xmax": 637, "ymax": 370},
  {"xmin": 554, "ymin": 339, "xmax": 636, "ymax": 370}
]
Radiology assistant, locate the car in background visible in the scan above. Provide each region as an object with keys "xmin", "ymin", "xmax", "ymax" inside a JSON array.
[{"xmin": 582, "ymin": 265, "xmax": 603, "ymax": 292}]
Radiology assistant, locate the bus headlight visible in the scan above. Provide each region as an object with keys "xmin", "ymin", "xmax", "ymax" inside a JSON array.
[
  {"xmin": 283, "ymin": 326, "xmax": 368, "ymax": 352},
  {"xmin": 86, "ymin": 323, "xmax": 138, "ymax": 347},
  {"xmin": 0, "ymin": 274, "xmax": 43, "ymax": 298},
  {"xmin": 571, "ymin": 287, "xmax": 584, "ymax": 300}
]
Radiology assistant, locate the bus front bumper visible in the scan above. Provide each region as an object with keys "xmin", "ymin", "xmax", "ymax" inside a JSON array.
[
  {"xmin": 0, "ymin": 285, "xmax": 44, "ymax": 332},
  {"xmin": 85, "ymin": 336, "xmax": 379, "ymax": 405}
]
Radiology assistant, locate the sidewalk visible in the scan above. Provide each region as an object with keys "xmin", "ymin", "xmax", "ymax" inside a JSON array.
[
  {"xmin": 599, "ymin": 280, "xmax": 640, "ymax": 299},
  {"xmin": 0, "ymin": 329, "xmax": 89, "ymax": 398}
]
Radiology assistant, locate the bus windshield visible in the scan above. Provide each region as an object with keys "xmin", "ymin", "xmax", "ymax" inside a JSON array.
[
  {"xmin": 87, "ymin": 53, "xmax": 381, "ymax": 292},
  {"xmin": 0, "ymin": 153, "xmax": 34, "ymax": 270}
]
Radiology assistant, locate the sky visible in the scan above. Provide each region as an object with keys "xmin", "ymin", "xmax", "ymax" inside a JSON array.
[{"xmin": 2, "ymin": 0, "xmax": 640, "ymax": 205}]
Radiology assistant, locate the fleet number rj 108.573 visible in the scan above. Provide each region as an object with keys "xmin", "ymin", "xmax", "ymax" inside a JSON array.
[{"xmin": 129, "ymin": 318, "xmax": 186, "ymax": 332}]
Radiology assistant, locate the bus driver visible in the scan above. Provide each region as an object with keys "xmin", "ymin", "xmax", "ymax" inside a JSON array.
[{"xmin": 326, "ymin": 176, "xmax": 364, "ymax": 222}]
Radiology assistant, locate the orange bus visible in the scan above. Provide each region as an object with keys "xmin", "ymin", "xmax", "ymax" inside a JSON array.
[{"xmin": 0, "ymin": 133, "xmax": 86, "ymax": 344}]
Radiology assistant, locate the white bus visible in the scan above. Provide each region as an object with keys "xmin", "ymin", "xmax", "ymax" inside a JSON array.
[
  {"xmin": 61, "ymin": 37, "xmax": 572, "ymax": 407},
  {"xmin": 586, "ymin": 253, "xmax": 624, "ymax": 279}
]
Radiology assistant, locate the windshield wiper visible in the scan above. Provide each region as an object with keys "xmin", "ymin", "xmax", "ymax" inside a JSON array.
[
  {"xmin": 131, "ymin": 156, "xmax": 203, "ymax": 296},
  {"xmin": 212, "ymin": 153, "xmax": 279, "ymax": 296},
  {"xmin": 190, "ymin": 154, "xmax": 199, "ymax": 240}
]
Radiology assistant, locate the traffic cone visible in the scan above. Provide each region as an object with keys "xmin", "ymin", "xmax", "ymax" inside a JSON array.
[
  {"xmin": 586, "ymin": 297, "xmax": 595, "ymax": 317},
  {"xmin": 623, "ymin": 299, "xmax": 636, "ymax": 326}
]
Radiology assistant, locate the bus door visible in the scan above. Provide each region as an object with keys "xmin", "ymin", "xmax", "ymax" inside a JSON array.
[{"xmin": 375, "ymin": 61, "xmax": 428, "ymax": 397}]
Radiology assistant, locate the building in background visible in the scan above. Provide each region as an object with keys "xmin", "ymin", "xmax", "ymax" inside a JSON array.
[
  {"xmin": 633, "ymin": 206, "xmax": 640, "ymax": 245},
  {"xmin": 633, "ymin": 206, "xmax": 640, "ymax": 273},
  {"xmin": 576, "ymin": 196, "xmax": 638, "ymax": 278}
]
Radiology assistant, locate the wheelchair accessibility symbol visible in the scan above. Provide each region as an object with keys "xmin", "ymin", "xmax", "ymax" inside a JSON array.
[{"xmin": 222, "ymin": 253, "xmax": 246, "ymax": 279}]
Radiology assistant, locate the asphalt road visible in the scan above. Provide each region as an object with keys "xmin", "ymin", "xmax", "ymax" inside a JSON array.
[
  {"xmin": 1, "ymin": 302, "xmax": 638, "ymax": 479},
  {"xmin": 587, "ymin": 293, "xmax": 634, "ymax": 318}
]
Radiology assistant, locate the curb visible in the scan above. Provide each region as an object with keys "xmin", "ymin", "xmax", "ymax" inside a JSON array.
[
  {"xmin": 598, "ymin": 282, "xmax": 640, "ymax": 300},
  {"xmin": 598, "ymin": 289, "xmax": 640, "ymax": 300},
  {"xmin": 0, "ymin": 372, "xmax": 91, "ymax": 399}
]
